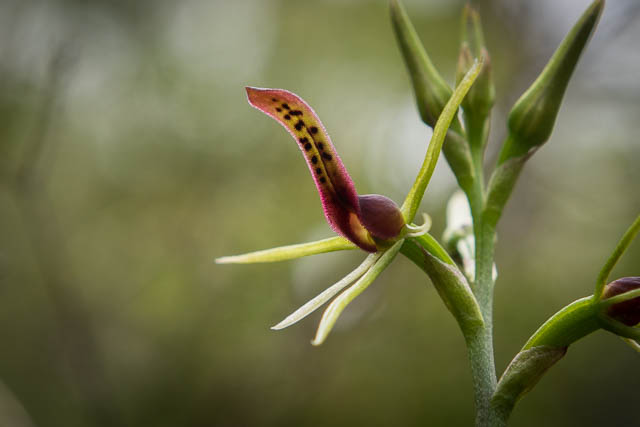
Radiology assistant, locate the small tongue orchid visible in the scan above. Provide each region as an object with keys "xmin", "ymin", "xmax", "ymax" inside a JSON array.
[{"xmin": 217, "ymin": 61, "xmax": 482, "ymax": 345}]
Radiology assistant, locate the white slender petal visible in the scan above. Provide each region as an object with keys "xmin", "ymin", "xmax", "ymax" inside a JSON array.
[
  {"xmin": 443, "ymin": 191, "xmax": 498, "ymax": 282},
  {"xmin": 312, "ymin": 240, "xmax": 404, "ymax": 346},
  {"xmin": 445, "ymin": 190, "xmax": 472, "ymax": 233},
  {"xmin": 271, "ymin": 253, "xmax": 381, "ymax": 330},
  {"xmin": 215, "ymin": 237, "xmax": 355, "ymax": 264},
  {"xmin": 622, "ymin": 337, "xmax": 640, "ymax": 353}
]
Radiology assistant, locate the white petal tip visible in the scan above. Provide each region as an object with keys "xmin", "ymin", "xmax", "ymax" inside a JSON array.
[{"xmin": 311, "ymin": 328, "xmax": 329, "ymax": 346}]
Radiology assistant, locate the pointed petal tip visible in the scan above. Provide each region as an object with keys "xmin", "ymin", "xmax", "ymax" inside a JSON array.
[
  {"xmin": 245, "ymin": 86, "xmax": 264, "ymax": 106},
  {"xmin": 312, "ymin": 320, "xmax": 334, "ymax": 345},
  {"xmin": 271, "ymin": 319, "xmax": 293, "ymax": 330},
  {"xmin": 270, "ymin": 321, "xmax": 288, "ymax": 331}
]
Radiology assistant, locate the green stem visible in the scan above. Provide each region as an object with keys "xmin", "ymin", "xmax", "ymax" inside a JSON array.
[
  {"xmin": 464, "ymin": 119, "xmax": 504, "ymax": 426},
  {"xmin": 465, "ymin": 215, "xmax": 502, "ymax": 427}
]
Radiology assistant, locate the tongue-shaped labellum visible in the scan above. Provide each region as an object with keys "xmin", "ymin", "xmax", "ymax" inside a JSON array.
[{"xmin": 246, "ymin": 87, "xmax": 376, "ymax": 252}]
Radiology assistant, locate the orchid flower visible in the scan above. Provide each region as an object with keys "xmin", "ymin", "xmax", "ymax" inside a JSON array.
[{"xmin": 217, "ymin": 60, "xmax": 483, "ymax": 345}]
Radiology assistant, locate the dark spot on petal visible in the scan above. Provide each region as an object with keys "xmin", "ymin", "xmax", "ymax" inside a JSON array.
[
  {"xmin": 281, "ymin": 103, "xmax": 290, "ymax": 110},
  {"xmin": 294, "ymin": 120, "xmax": 305, "ymax": 131},
  {"xmin": 284, "ymin": 114, "xmax": 291, "ymax": 120},
  {"xmin": 310, "ymin": 126, "xmax": 318, "ymax": 134},
  {"xmin": 311, "ymin": 156, "xmax": 318, "ymax": 164},
  {"xmin": 304, "ymin": 143, "xmax": 312, "ymax": 151},
  {"xmin": 299, "ymin": 137, "xmax": 308, "ymax": 143},
  {"xmin": 315, "ymin": 168, "xmax": 322, "ymax": 175},
  {"xmin": 317, "ymin": 142, "xmax": 324, "ymax": 150},
  {"xmin": 319, "ymin": 177, "xmax": 326, "ymax": 183},
  {"xmin": 271, "ymin": 98, "xmax": 277, "ymax": 102},
  {"xmin": 276, "ymin": 107, "xmax": 282, "ymax": 112},
  {"xmin": 290, "ymin": 110, "xmax": 303, "ymax": 116},
  {"xmin": 322, "ymin": 153, "xmax": 333, "ymax": 161}
]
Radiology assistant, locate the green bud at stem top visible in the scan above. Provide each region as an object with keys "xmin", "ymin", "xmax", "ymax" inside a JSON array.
[
  {"xmin": 390, "ymin": 0, "xmax": 453, "ymax": 128},
  {"xmin": 457, "ymin": 47, "xmax": 495, "ymax": 120},
  {"xmin": 498, "ymin": 0, "xmax": 604, "ymax": 164},
  {"xmin": 457, "ymin": 5, "xmax": 495, "ymax": 124}
]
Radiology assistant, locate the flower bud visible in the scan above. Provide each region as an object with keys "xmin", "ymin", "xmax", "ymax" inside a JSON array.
[
  {"xmin": 602, "ymin": 277, "xmax": 640, "ymax": 326},
  {"xmin": 499, "ymin": 0, "xmax": 603, "ymax": 163},
  {"xmin": 357, "ymin": 194, "xmax": 405, "ymax": 241},
  {"xmin": 459, "ymin": 48, "xmax": 494, "ymax": 118},
  {"xmin": 390, "ymin": 0, "xmax": 453, "ymax": 128},
  {"xmin": 456, "ymin": 5, "xmax": 495, "ymax": 122}
]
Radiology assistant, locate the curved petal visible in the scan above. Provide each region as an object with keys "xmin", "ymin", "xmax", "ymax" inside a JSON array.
[{"xmin": 246, "ymin": 87, "xmax": 375, "ymax": 251}]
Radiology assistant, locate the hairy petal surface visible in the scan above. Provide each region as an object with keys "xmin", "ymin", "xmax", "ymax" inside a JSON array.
[{"xmin": 246, "ymin": 87, "xmax": 375, "ymax": 251}]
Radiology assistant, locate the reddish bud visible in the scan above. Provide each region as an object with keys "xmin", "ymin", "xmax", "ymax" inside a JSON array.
[
  {"xmin": 603, "ymin": 277, "xmax": 640, "ymax": 326},
  {"xmin": 357, "ymin": 194, "xmax": 405, "ymax": 240}
]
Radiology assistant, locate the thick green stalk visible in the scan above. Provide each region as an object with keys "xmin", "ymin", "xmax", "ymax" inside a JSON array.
[
  {"xmin": 466, "ymin": 182, "xmax": 502, "ymax": 427},
  {"xmin": 463, "ymin": 106, "xmax": 504, "ymax": 425}
]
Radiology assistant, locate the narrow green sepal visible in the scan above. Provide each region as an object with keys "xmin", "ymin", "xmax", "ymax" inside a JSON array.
[
  {"xmin": 499, "ymin": 0, "xmax": 604, "ymax": 164},
  {"xmin": 594, "ymin": 214, "xmax": 640, "ymax": 300},
  {"xmin": 401, "ymin": 58, "xmax": 484, "ymax": 223},
  {"xmin": 492, "ymin": 346, "xmax": 567, "ymax": 417},
  {"xmin": 390, "ymin": 0, "xmax": 453, "ymax": 129},
  {"xmin": 215, "ymin": 236, "xmax": 356, "ymax": 264}
]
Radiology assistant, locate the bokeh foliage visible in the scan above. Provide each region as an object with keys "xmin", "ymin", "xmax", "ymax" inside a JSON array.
[{"xmin": 0, "ymin": 0, "xmax": 638, "ymax": 426}]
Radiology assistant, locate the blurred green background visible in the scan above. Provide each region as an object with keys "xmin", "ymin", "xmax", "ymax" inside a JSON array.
[{"xmin": 0, "ymin": 0, "xmax": 638, "ymax": 426}]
